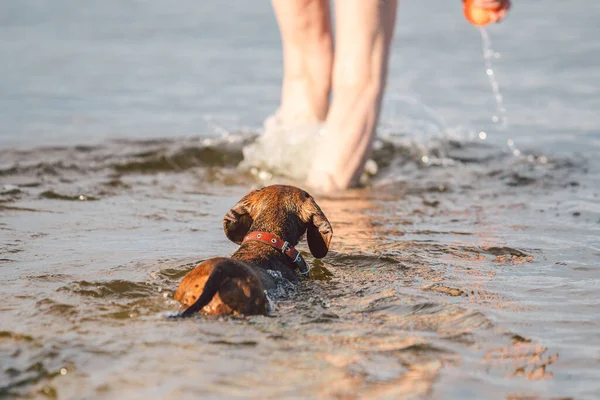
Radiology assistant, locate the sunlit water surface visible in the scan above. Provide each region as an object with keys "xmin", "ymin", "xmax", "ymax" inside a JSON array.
[{"xmin": 1, "ymin": 1, "xmax": 599, "ymax": 399}]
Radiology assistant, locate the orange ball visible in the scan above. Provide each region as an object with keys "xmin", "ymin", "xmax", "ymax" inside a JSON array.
[{"xmin": 464, "ymin": 0, "xmax": 497, "ymax": 27}]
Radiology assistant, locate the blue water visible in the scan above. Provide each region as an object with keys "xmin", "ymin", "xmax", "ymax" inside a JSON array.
[{"xmin": 1, "ymin": 1, "xmax": 599, "ymax": 153}]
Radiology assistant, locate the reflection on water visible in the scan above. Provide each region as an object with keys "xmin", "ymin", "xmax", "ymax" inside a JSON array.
[{"xmin": 1, "ymin": 135, "xmax": 598, "ymax": 398}]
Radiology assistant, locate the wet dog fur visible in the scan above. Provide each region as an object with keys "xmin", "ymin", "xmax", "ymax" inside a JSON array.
[{"xmin": 173, "ymin": 185, "xmax": 333, "ymax": 316}]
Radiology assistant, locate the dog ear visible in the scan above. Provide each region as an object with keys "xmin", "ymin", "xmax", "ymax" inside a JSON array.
[
  {"xmin": 223, "ymin": 195, "xmax": 254, "ymax": 244},
  {"xmin": 303, "ymin": 197, "xmax": 333, "ymax": 258}
]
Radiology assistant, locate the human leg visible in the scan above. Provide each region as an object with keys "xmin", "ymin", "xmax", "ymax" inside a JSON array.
[
  {"xmin": 271, "ymin": 0, "xmax": 333, "ymax": 124},
  {"xmin": 306, "ymin": 0, "xmax": 397, "ymax": 191}
]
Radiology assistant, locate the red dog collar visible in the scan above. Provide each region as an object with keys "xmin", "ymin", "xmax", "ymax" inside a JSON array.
[{"xmin": 242, "ymin": 231, "xmax": 310, "ymax": 276}]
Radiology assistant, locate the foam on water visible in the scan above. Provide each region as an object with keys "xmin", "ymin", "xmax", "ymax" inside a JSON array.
[
  {"xmin": 239, "ymin": 111, "xmax": 325, "ymax": 181},
  {"xmin": 265, "ymin": 269, "xmax": 297, "ymax": 299}
]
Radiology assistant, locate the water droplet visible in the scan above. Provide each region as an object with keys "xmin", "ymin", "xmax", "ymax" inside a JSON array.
[
  {"xmin": 513, "ymin": 149, "xmax": 521, "ymax": 157},
  {"xmin": 60, "ymin": 368, "xmax": 67, "ymax": 376},
  {"xmin": 258, "ymin": 170, "xmax": 272, "ymax": 181},
  {"xmin": 364, "ymin": 159, "xmax": 378, "ymax": 175},
  {"xmin": 508, "ymin": 139, "xmax": 514, "ymax": 147},
  {"xmin": 421, "ymin": 156, "xmax": 429, "ymax": 164},
  {"xmin": 480, "ymin": 29, "xmax": 508, "ymax": 131},
  {"xmin": 479, "ymin": 131, "xmax": 487, "ymax": 140}
]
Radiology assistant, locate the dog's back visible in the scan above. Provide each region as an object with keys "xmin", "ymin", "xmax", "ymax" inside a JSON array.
[{"xmin": 174, "ymin": 257, "xmax": 267, "ymax": 316}]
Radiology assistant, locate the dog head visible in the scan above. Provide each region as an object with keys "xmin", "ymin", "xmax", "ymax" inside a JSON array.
[{"xmin": 223, "ymin": 185, "xmax": 333, "ymax": 258}]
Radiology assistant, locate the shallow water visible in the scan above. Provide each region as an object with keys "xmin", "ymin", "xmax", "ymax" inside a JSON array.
[{"xmin": 2, "ymin": 1, "xmax": 600, "ymax": 399}]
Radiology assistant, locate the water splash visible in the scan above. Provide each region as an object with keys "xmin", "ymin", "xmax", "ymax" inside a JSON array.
[
  {"xmin": 479, "ymin": 28, "xmax": 508, "ymax": 130},
  {"xmin": 479, "ymin": 28, "xmax": 520, "ymax": 157},
  {"xmin": 239, "ymin": 111, "xmax": 324, "ymax": 181},
  {"xmin": 266, "ymin": 269, "xmax": 297, "ymax": 299}
]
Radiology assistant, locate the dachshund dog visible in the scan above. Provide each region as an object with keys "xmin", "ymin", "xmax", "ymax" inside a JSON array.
[{"xmin": 173, "ymin": 185, "xmax": 333, "ymax": 316}]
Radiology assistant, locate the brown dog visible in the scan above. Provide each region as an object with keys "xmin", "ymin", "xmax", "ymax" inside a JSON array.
[{"xmin": 173, "ymin": 185, "xmax": 333, "ymax": 316}]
